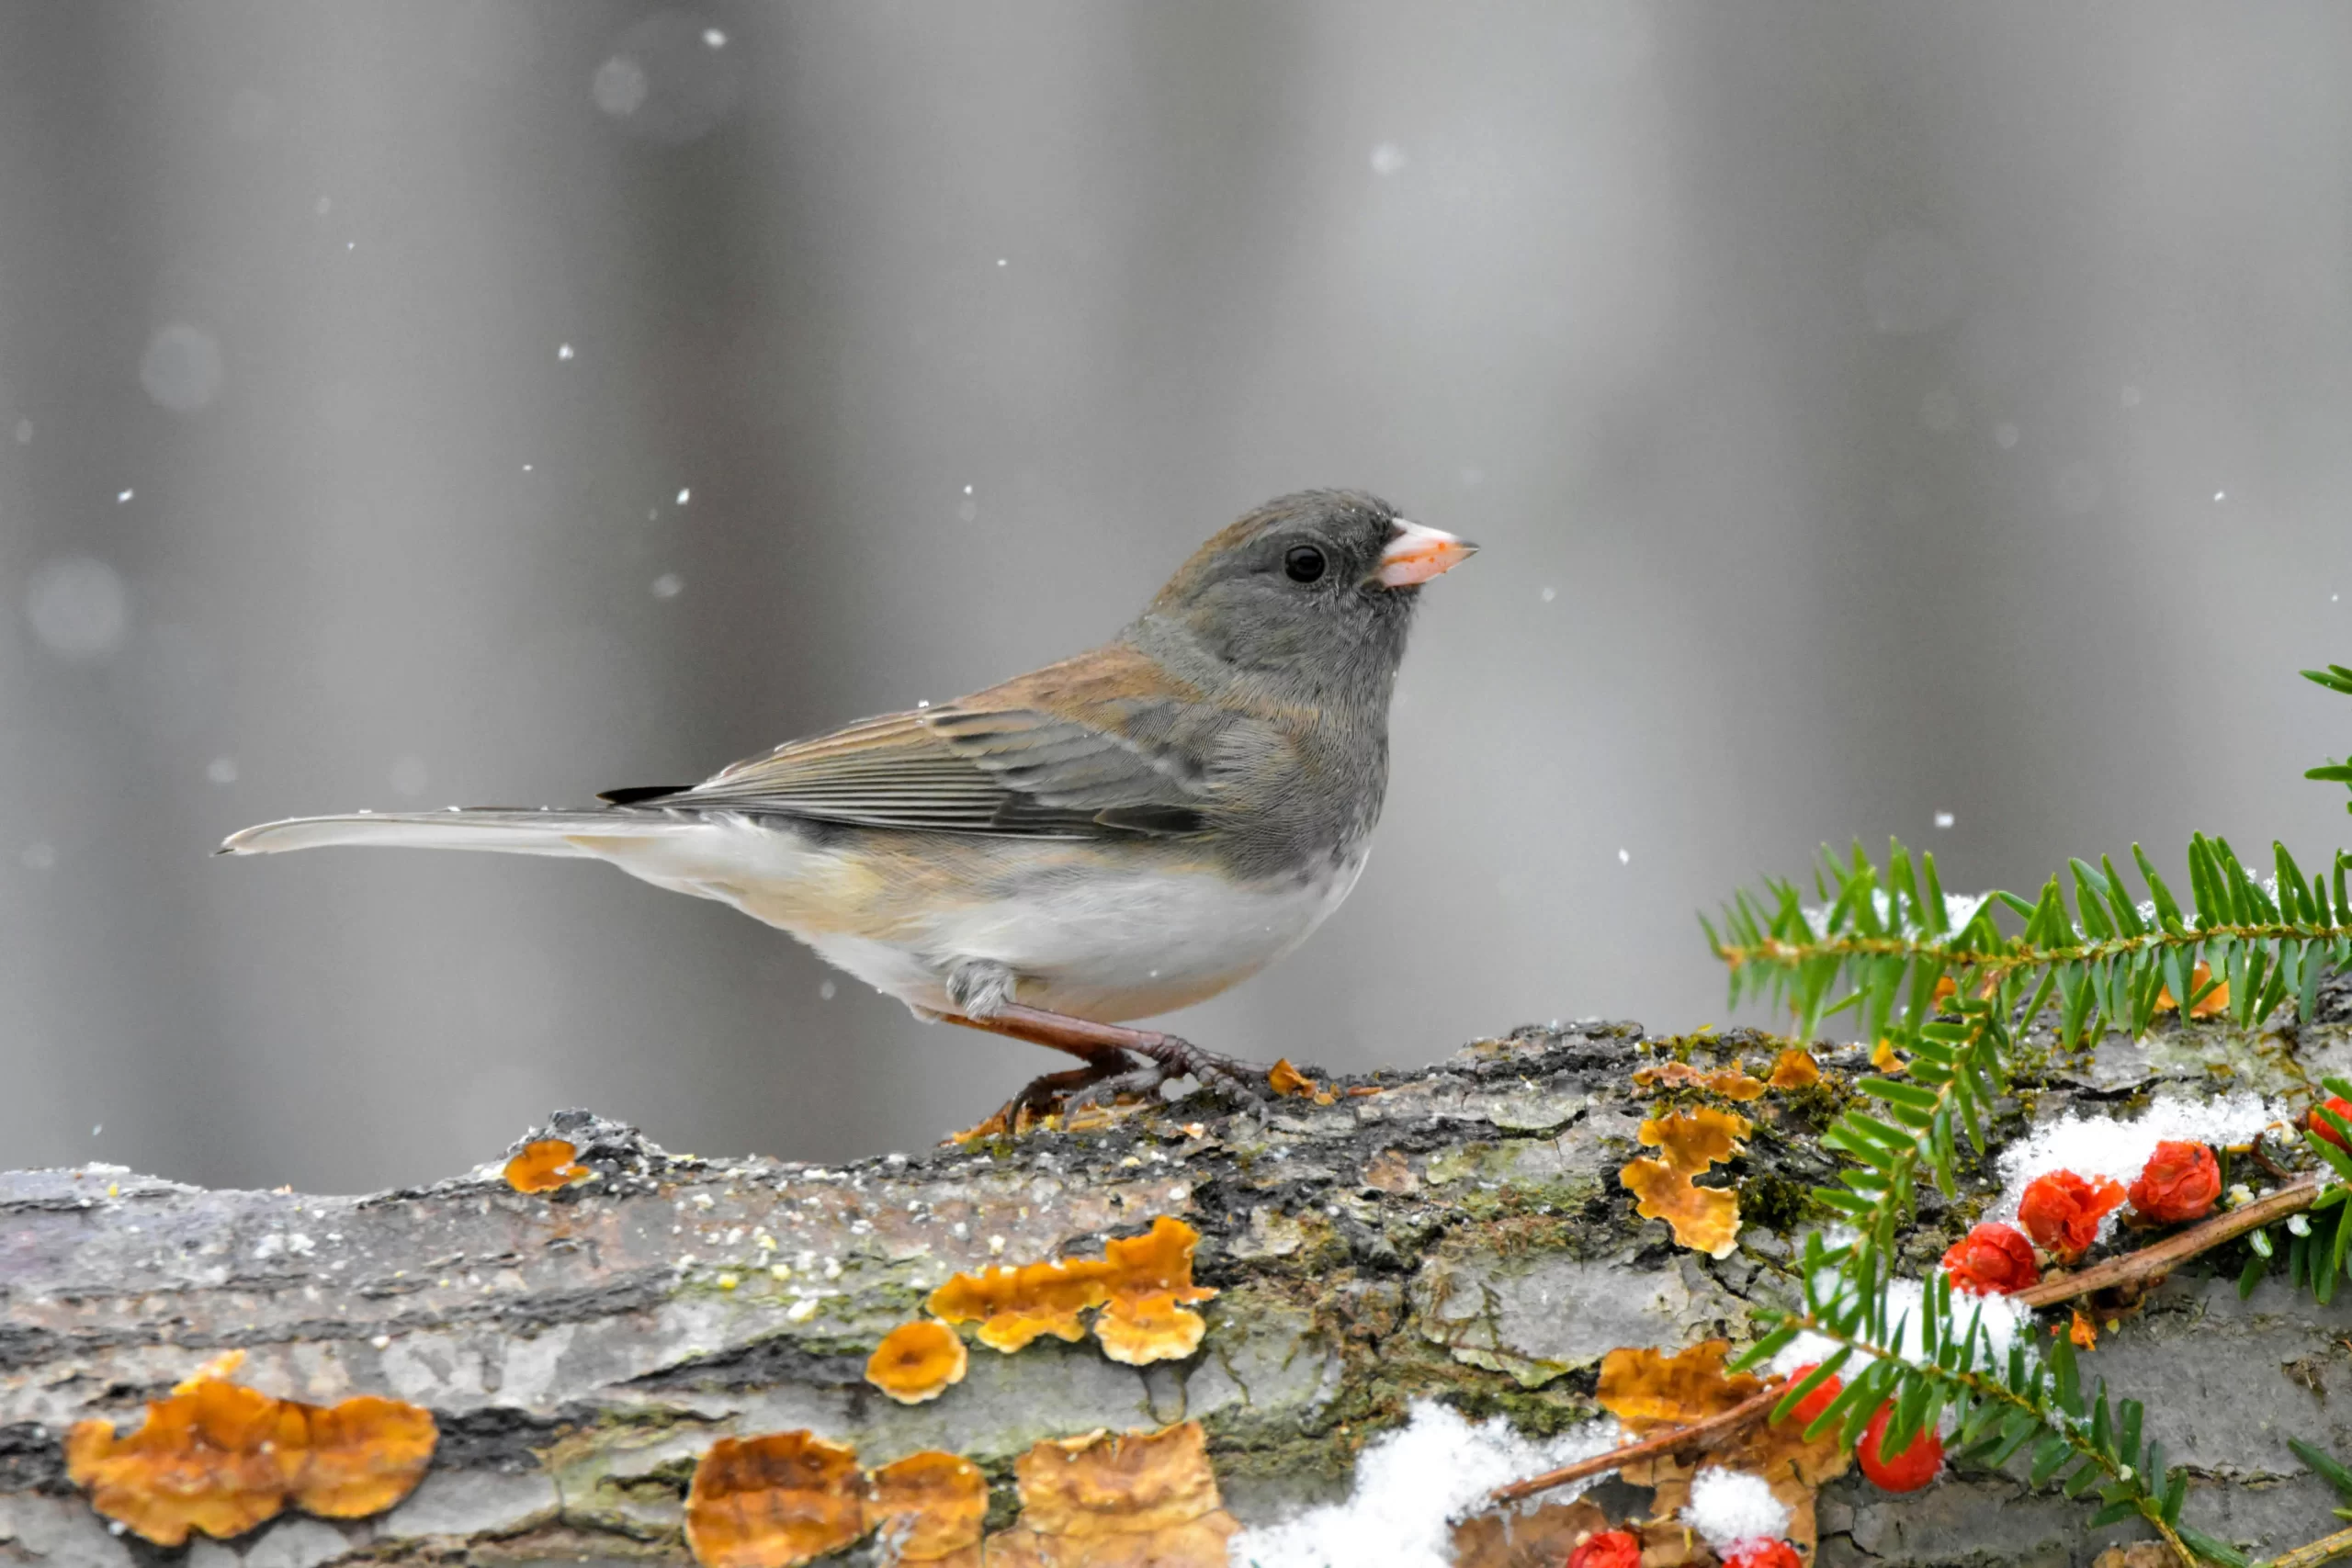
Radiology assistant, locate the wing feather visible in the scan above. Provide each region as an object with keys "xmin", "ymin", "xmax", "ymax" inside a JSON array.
[{"xmin": 632, "ymin": 645, "xmax": 1245, "ymax": 838}]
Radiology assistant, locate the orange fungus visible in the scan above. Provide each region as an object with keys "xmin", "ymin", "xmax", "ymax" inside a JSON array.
[
  {"xmin": 1767, "ymin": 1048, "xmax": 1821, "ymax": 1090},
  {"xmin": 2156, "ymin": 960, "xmax": 2230, "ymax": 1017},
  {"xmin": 1633, "ymin": 1061, "xmax": 1768, "ymax": 1100},
  {"xmin": 1096, "ymin": 1215, "xmax": 1218, "ymax": 1366},
  {"xmin": 1016, "ymin": 1424, "xmax": 1219, "ymax": 1537},
  {"xmin": 926, "ymin": 1257, "xmax": 1114, "ymax": 1352},
  {"xmin": 2129, "ymin": 1140, "xmax": 2221, "ymax": 1224},
  {"xmin": 1620, "ymin": 1107, "xmax": 1749, "ymax": 1258},
  {"xmin": 864, "ymin": 1320, "xmax": 968, "ymax": 1405},
  {"xmin": 283, "ymin": 1395, "xmax": 438, "ymax": 1518},
  {"xmin": 862, "ymin": 1450, "xmax": 987, "ymax": 1562},
  {"xmin": 503, "ymin": 1137, "xmax": 590, "ymax": 1193},
  {"xmin": 2016, "ymin": 1169, "xmax": 2125, "ymax": 1262},
  {"xmin": 1940, "ymin": 1223, "xmax": 2039, "ymax": 1295},
  {"xmin": 684, "ymin": 1431, "xmax": 865, "ymax": 1568},
  {"xmin": 925, "ymin": 1214, "xmax": 1216, "ymax": 1366},
  {"xmin": 1596, "ymin": 1341, "xmax": 1762, "ymax": 1434},
  {"xmin": 1857, "ymin": 1403, "xmax": 1942, "ymax": 1493},
  {"xmin": 64, "ymin": 1363, "xmax": 435, "ymax": 1547}
]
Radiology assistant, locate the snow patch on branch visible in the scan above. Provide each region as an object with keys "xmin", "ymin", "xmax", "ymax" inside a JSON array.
[
  {"xmin": 1990, "ymin": 1092, "xmax": 2286, "ymax": 1241},
  {"xmin": 1227, "ymin": 1401, "xmax": 1623, "ymax": 1568}
]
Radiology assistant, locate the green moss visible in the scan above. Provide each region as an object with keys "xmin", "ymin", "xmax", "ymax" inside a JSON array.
[
  {"xmin": 1776, "ymin": 1077, "xmax": 1852, "ymax": 1136},
  {"xmin": 1741, "ymin": 1171, "xmax": 1819, "ymax": 1235},
  {"xmin": 1442, "ymin": 1380, "xmax": 1600, "ymax": 1438}
]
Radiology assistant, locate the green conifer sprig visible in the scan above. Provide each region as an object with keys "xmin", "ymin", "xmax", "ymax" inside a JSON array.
[
  {"xmin": 1736, "ymin": 1252, "xmax": 2242, "ymax": 1563},
  {"xmin": 1702, "ymin": 668, "xmax": 2352, "ymax": 1562},
  {"xmin": 2308, "ymin": 664, "xmax": 2352, "ymax": 813}
]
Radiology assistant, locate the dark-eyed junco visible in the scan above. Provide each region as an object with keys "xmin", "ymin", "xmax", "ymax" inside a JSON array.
[{"xmin": 224, "ymin": 490, "xmax": 1475, "ymax": 1113}]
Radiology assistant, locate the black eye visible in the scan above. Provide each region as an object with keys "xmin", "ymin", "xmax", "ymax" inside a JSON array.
[{"xmin": 1283, "ymin": 545, "xmax": 1326, "ymax": 583}]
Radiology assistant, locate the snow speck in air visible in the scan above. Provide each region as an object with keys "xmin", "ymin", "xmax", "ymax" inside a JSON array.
[
  {"xmin": 1617, "ymin": 848, "xmax": 1631, "ymax": 865},
  {"xmin": 1369, "ymin": 141, "xmax": 1408, "ymax": 176},
  {"xmin": 1993, "ymin": 423, "xmax": 2019, "ymax": 450},
  {"xmin": 1683, "ymin": 1467, "xmax": 1790, "ymax": 1551},
  {"xmin": 592, "ymin": 53, "xmax": 650, "ymax": 116},
  {"xmin": 2213, "ymin": 491, "xmax": 2226, "ymax": 502},
  {"xmin": 91, "ymin": 1123, "xmax": 102, "ymax": 1137},
  {"xmin": 207, "ymin": 758, "xmax": 239, "ymax": 785},
  {"xmin": 140, "ymin": 324, "xmax": 225, "ymax": 412},
  {"xmin": 1228, "ymin": 1401, "xmax": 1623, "ymax": 1568},
  {"xmin": 1934, "ymin": 811, "xmax": 1955, "ymax": 829},
  {"xmin": 13, "ymin": 420, "xmax": 29, "ymax": 444},
  {"xmin": 819, "ymin": 980, "xmax": 837, "ymax": 1001},
  {"xmin": 389, "ymin": 756, "xmax": 429, "ymax": 797},
  {"xmin": 23, "ymin": 842, "xmax": 57, "ymax": 872},
  {"xmin": 117, "ymin": 489, "xmax": 134, "ymax": 503},
  {"xmin": 1919, "ymin": 388, "xmax": 1961, "ymax": 433},
  {"xmin": 651, "ymin": 573, "xmax": 684, "ymax": 600},
  {"xmin": 996, "ymin": 257, "xmax": 1008, "ymax": 267},
  {"xmin": 26, "ymin": 556, "xmax": 129, "ymax": 660},
  {"xmin": 1540, "ymin": 586, "xmax": 1556, "ymax": 603},
  {"xmin": 1990, "ymin": 1094, "xmax": 2285, "ymax": 1240},
  {"xmin": 522, "ymin": 463, "xmax": 534, "ymax": 473},
  {"xmin": 675, "ymin": 488, "xmax": 690, "ymax": 505},
  {"xmin": 593, "ymin": 11, "xmax": 742, "ymax": 144},
  {"xmin": 557, "ymin": 343, "xmax": 575, "ymax": 361}
]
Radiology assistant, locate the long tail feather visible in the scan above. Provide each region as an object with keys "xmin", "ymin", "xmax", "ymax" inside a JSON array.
[{"xmin": 220, "ymin": 808, "xmax": 679, "ymax": 857}]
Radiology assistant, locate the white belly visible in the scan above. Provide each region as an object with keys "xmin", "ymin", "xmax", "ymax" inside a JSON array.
[
  {"xmin": 816, "ymin": 854, "xmax": 1367, "ymax": 1021},
  {"xmin": 574, "ymin": 814, "xmax": 1369, "ymax": 1022}
]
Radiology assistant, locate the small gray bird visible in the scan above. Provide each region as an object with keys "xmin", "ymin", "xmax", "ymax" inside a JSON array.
[{"xmin": 224, "ymin": 491, "xmax": 1475, "ymax": 1113}]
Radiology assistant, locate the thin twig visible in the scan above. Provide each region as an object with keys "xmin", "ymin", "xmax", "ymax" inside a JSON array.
[
  {"xmin": 1483, "ymin": 1381, "xmax": 1784, "ymax": 1507},
  {"xmin": 2015, "ymin": 1175, "xmax": 2322, "ymax": 1309},
  {"xmin": 2266, "ymin": 1523, "xmax": 2352, "ymax": 1568}
]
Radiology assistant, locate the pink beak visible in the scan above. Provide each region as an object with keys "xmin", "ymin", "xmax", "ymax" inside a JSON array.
[{"xmin": 1374, "ymin": 520, "xmax": 1478, "ymax": 587}]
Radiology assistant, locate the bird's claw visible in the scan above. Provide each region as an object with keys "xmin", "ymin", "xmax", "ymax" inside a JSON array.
[{"xmin": 969, "ymin": 1034, "xmax": 1275, "ymax": 1134}]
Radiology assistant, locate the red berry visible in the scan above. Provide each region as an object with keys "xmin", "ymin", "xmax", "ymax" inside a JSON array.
[
  {"xmin": 2016, "ymin": 1168, "xmax": 2126, "ymax": 1261},
  {"xmin": 2312, "ymin": 1098, "xmax": 2352, "ymax": 1150},
  {"xmin": 1778, "ymin": 1361, "xmax": 1843, "ymax": 1428},
  {"xmin": 1723, "ymin": 1542, "xmax": 1804, "ymax": 1568},
  {"xmin": 1940, "ymin": 1222, "xmax": 2040, "ymax": 1295},
  {"xmin": 1566, "ymin": 1529, "xmax": 1642, "ymax": 1568},
  {"xmin": 2128, "ymin": 1140, "xmax": 2222, "ymax": 1224},
  {"xmin": 1858, "ymin": 1401, "xmax": 1943, "ymax": 1492}
]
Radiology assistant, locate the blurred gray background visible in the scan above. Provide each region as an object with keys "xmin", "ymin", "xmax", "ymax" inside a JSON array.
[{"xmin": 4, "ymin": 1, "xmax": 2349, "ymax": 1192}]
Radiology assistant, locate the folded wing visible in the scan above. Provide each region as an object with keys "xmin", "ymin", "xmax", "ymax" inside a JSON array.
[{"xmin": 625, "ymin": 644, "xmax": 1239, "ymax": 839}]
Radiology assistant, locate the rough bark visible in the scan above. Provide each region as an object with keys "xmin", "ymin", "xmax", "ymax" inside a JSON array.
[{"xmin": 7, "ymin": 996, "xmax": 2352, "ymax": 1568}]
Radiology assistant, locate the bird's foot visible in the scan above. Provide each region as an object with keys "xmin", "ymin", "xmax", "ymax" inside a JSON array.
[
  {"xmin": 1098, "ymin": 1031, "xmax": 1274, "ymax": 1107},
  {"xmin": 955, "ymin": 1056, "xmax": 1143, "ymax": 1141}
]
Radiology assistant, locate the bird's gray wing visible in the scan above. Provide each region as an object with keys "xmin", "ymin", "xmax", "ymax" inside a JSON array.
[{"xmin": 621, "ymin": 645, "xmax": 1246, "ymax": 839}]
